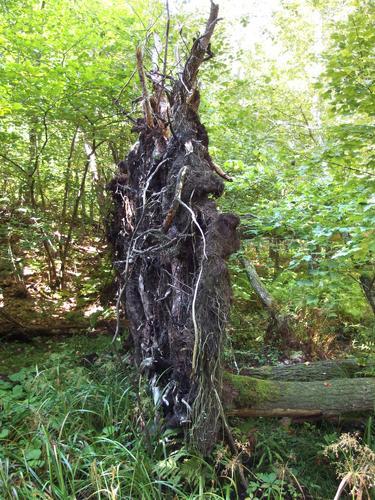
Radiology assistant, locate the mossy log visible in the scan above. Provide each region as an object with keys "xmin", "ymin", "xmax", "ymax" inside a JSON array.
[
  {"xmin": 224, "ymin": 373, "xmax": 375, "ymax": 418},
  {"xmin": 240, "ymin": 359, "xmax": 373, "ymax": 381}
]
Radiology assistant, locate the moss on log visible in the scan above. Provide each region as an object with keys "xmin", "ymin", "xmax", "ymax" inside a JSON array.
[
  {"xmin": 240, "ymin": 359, "xmax": 373, "ymax": 381},
  {"xmin": 223, "ymin": 372, "xmax": 375, "ymax": 418}
]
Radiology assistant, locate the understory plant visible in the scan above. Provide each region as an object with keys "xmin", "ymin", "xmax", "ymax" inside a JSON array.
[
  {"xmin": 0, "ymin": 354, "xmax": 239, "ymax": 499},
  {"xmin": 323, "ymin": 432, "xmax": 375, "ymax": 500}
]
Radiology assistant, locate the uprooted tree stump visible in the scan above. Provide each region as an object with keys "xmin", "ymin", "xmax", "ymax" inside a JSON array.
[
  {"xmin": 108, "ymin": 2, "xmax": 374, "ymax": 455},
  {"xmin": 109, "ymin": 2, "xmax": 239, "ymax": 454}
]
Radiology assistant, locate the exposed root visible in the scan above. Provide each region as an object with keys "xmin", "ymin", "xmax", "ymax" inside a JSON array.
[{"xmin": 108, "ymin": 1, "xmax": 240, "ymax": 455}]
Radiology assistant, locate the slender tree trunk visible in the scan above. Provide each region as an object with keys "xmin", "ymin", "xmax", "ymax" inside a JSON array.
[
  {"xmin": 36, "ymin": 167, "xmax": 46, "ymax": 210},
  {"xmin": 241, "ymin": 257, "xmax": 293, "ymax": 349},
  {"xmin": 61, "ymin": 127, "xmax": 79, "ymax": 223},
  {"xmin": 84, "ymin": 140, "xmax": 107, "ymax": 225},
  {"xmin": 28, "ymin": 127, "xmax": 38, "ymax": 208},
  {"xmin": 6, "ymin": 231, "xmax": 23, "ymax": 283},
  {"xmin": 269, "ymin": 237, "xmax": 281, "ymax": 277},
  {"xmin": 42, "ymin": 239, "xmax": 58, "ymax": 287},
  {"xmin": 60, "ymin": 149, "xmax": 92, "ymax": 287}
]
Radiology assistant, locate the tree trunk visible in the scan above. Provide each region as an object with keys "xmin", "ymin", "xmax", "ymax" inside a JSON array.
[
  {"xmin": 360, "ymin": 274, "xmax": 375, "ymax": 316},
  {"xmin": 241, "ymin": 257, "xmax": 293, "ymax": 349},
  {"xmin": 109, "ymin": 2, "xmax": 239, "ymax": 454},
  {"xmin": 238, "ymin": 358, "xmax": 374, "ymax": 381},
  {"xmin": 224, "ymin": 373, "xmax": 375, "ymax": 418},
  {"xmin": 60, "ymin": 141, "xmax": 99, "ymax": 287}
]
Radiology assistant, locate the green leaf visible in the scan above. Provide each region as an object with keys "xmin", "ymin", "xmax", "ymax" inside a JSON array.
[
  {"xmin": 25, "ymin": 448, "xmax": 42, "ymax": 461},
  {"xmin": 0, "ymin": 429, "xmax": 10, "ymax": 439}
]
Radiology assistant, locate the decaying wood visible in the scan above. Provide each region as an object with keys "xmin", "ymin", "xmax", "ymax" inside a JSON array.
[
  {"xmin": 224, "ymin": 372, "xmax": 375, "ymax": 418},
  {"xmin": 162, "ymin": 165, "xmax": 188, "ymax": 232},
  {"xmin": 211, "ymin": 162, "xmax": 233, "ymax": 181},
  {"xmin": 239, "ymin": 358, "xmax": 374, "ymax": 381},
  {"xmin": 206, "ymin": 156, "xmax": 233, "ymax": 181},
  {"xmin": 1, "ymin": 325, "xmax": 87, "ymax": 341},
  {"xmin": 109, "ymin": 2, "xmax": 240, "ymax": 454},
  {"xmin": 181, "ymin": 1, "xmax": 219, "ymax": 93},
  {"xmin": 241, "ymin": 257, "xmax": 292, "ymax": 348},
  {"xmin": 136, "ymin": 47, "xmax": 154, "ymax": 128}
]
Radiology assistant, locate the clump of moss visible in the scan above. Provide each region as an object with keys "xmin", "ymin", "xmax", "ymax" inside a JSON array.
[{"xmin": 223, "ymin": 373, "xmax": 279, "ymax": 407}]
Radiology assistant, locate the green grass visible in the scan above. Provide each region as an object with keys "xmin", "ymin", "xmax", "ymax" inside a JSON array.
[
  {"xmin": 1, "ymin": 347, "xmax": 373, "ymax": 499},
  {"xmin": 0, "ymin": 333, "xmax": 112, "ymax": 374},
  {"xmin": 0, "ymin": 353, "xmax": 238, "ymax": 499},
  {"xmin": 233, "ymin": 417, "xmax": 340, "ymax": 499}
]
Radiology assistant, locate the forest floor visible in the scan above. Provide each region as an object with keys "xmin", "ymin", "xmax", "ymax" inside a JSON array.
[
  {"xmin": 0, "ymin": 277, "xmax": 116, "ymax": 372},
  {"xmin": 1, "ymin": 315, "xmax": 373, "ymax": 499},
  {"xmin": 0, "ymin": 265, "xmax": 374, "ymax": 498}
]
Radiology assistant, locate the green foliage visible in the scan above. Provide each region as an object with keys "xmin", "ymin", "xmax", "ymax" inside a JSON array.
[
  {"xmin": 246, "ymin": 471, "xmax": 300, "ymax": 500},
  {"xmin": 322, "ymin": 0, "xmax": 375, "ymax": 116},
  {"xmin": 0, "ymin": 355, "xmax": 240, "ymax": 498},
  {"xmin": 235, "ymin": 418, "xmax": 344, "ymax": 498},
  {"xmin": 0, "ymin": 0, "xmax": 165, "ymax": 290},
  {"xmin": 197, "ymin": 0, "xmax": 375, "ymax": 350}
]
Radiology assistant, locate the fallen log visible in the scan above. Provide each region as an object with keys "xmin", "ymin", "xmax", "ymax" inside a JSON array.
[
  {"xmin": 0, "ymin": 325, "xmax": 89, "ymax": 341},
  {"xmin": 239, "ymin": 358, "xmax": 374, "ymax": 381},
  {"xmin": 224, "ymin": 373, "xmax": 375, "ymax": 418}
]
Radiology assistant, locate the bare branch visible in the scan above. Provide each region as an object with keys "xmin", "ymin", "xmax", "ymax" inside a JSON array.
[
  {"xmin": 181, "ymin": 1, "xmax": 220, "ymax": 93},
  {"xmin": 0, "ymin": 153, "xmax": 27, "ymax": 175},
  {"xmin": 162, "ymin": 0, "xmax": 170, "ymax": 85},
  {"xmin": 210, "ymin": 160, "xmax": 233, "ymax": 181},
  {"xmin": 136, "ymin": 46, "xmax": 154, "ymax": 128},
  {"xmin": 115, "ymin": 68, "xmax": 137, "ymax": 103}
]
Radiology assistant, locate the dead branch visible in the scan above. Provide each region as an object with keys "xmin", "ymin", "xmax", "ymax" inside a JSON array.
[
  {"xmin": 162, "ymin": 165, "xmax": 188, "ymax": 232},
  {"xmin": 181, "ymin": 1, "xmax": 220, "ymax": 93},
  {"xmin": 210, "ymin": 160, "xmax": 233, "ymax": 181},
  {"xmin": 136, "ymin": 47, "xmax": 154, "ymax": 128},
  {"xmin": 162, "ymin": 0, "xmax": 170, "ymax": 87}
]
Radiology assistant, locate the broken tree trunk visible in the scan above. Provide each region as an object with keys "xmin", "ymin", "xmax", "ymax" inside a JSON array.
[
  {"xmin": 109, "ymin": 2, "xmax": 239, "ymax": 454},
  {"xmin": 239, "ymin": 358, "xmax": 375, "ymax": 381},
  {"xmin": 224, "ymin": 373, "xmax": 375, "ymax": 418},
  {"xmin": 241, "ymin": 257, "xmax": 292, "ymax": 349}
]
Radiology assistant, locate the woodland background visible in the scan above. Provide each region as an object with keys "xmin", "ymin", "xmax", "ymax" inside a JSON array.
[{"xmin": 0, "ymin": 0, "xmax": 374, "ymax": 498}]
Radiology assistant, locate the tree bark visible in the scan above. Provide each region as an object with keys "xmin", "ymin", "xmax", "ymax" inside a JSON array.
[
  {"xmin": 109, "ymin": 2, "xmax": 240, "ymax": 454},
  {"xmin": 238, "ymin": 358, "xmax": 374, "ymax": 381},
  {"xmin": 360, "ymin": 274, "xmax": 375, "ymax": 316},
  {"xmin": 224, "ymin": 372, "xmax": 375, "ymax": 418},
  {"xmin": 241, "ymin": 257, "xmax": 293, "ymax": 349}
]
